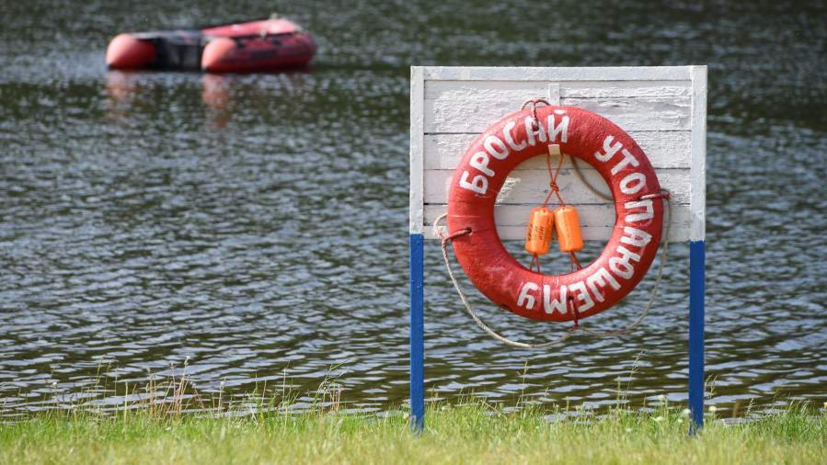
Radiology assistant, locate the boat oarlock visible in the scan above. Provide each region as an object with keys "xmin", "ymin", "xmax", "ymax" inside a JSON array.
[{"xmin": 441, "ymin": 101, "xmax": 670, "ymax": 326}]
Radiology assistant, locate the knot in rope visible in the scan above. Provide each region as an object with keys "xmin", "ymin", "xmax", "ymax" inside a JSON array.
[
  {"xmin": 548, "ymin": 180, "xmax": 559, "ymax": 194},
  {"xmin": 521, "ymin": 99, "xmax": 550, "ymax": 131},
  {"xmin": 542, "ymin": 145, "xmax": 566, "ymax": 207}
]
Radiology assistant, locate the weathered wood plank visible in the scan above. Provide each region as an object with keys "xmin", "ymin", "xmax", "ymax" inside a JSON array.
[
  {"xmin": 424, "ymin": 80, "xmax": 550, "ymax": 100},
  {"xmin": 424, "ymin": 80, "xmax": 692, "ymax": 133},
  {"xmin": 423, "ymin": 131, "xmax": 691, "ymax": 170},
  {"xmin": 425, "ymin": 96, "xmax": 690, "ymax": 133},
  {"xmin": 561, "ymin": 81, "xmax": 691, "ymax": 98},
  {"xmin": 426, "ymin": 80, "xmax": 692, "ymax": 100},
  {"xmin": 423, "ymin": 66, "xmax": 693, "ymax": 82},
  {"xmin": 409, "ymin": 67, "xmax": 425, "ymax": 233},
  {"xmin": 559, "ymin": 96, "xmax": 690, "ymax": 131},
  {"xmin": 423, "ymin": 168, "xmax": 691, "ymax": 206},
  {"xmin": 423, "ymin": 81, "xmax": 554, "ymax": 134},
  {"xmin": 690, "ymin": 66, "xmax": 707, "ymax": 242}
]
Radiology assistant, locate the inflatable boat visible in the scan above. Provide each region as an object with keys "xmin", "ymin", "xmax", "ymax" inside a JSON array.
[{"xmin": 106, "ymin": 17, "xmax": 316, "ymax": 73}]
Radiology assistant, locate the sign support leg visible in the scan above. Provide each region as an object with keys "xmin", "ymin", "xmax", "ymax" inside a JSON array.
[
  {"xmin": 689, "ymin": 239, "xmax": 705, "ymax": 432},
  {"xmin": 409, "ymin": 233, "xmax": 425, "ymax": 432}
]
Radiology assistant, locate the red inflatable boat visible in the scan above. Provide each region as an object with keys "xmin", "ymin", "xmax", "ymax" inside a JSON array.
[{"xmin": 106, "ymin": 17, "xmax": 316, "ymax": 73}]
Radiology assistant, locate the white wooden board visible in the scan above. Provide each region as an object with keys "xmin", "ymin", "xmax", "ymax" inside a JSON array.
[{"xmin": 410, "ymin": 66, "xmax": 707, "ymax": 242}]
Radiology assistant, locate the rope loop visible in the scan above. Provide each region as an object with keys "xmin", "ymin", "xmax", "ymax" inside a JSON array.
[
  {"xmin": 434, "ymin": 213, "xmax": 575, "ymax": 349},
  {"xmin": 520, "ymin": 98, "xmax": 551, "ymax": 111},
  {"xmin": 437, "ymin": 189, "xmax": 673, "ymax": 348},
  {"xmin": 521, "ymin": 99, "xmax": 550, "ymax": 132},
  {"xmin": 557, "ymin": 190, "xmax": 672, "ymax": 338},
  {"xmin": 441, "ymin": 227, "xmax": 471, "ymax": 246},
  {"xmin": 434, "ymin": 213, "xmax": 471, "ymax": 242}
]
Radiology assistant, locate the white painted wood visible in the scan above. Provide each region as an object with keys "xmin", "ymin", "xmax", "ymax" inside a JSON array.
[
  {"xmin": 423, "ymin": 132, "xmax": 691, "ymax": 170},
  {"xmin": 424, "ymin": 81, "xmax": 691, "ymax": 133},
  {"xmin": 547, "ymin": 83, "xmax": 561, "ymax": 105},
  {"xmin": 409, "ymin": 67, "xmax": 425, "ymax": 234},
  {"xmin": 689, "ymin": 66, "xmax": 707, "ymax": 242},
  {"xmin": 562, "ymin": 81, "xmax": 692, "ymax": 98},
  {"xmin": 423, "ymin": 66, "xmax": 693, "ymax": 81},
  {"xmin": 423, "ymin": 169, "xmax": 691, "ymax": 206},
  {"xmin": 410, "ymin": 66, "xmax": 706, "ymax": 243},
  {"xmin": 423, "ymin": 81, "xmax": 559, "ymax": 134}
]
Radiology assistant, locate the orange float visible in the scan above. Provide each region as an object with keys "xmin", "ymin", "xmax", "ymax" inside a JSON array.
[
  {"xmin": 554, "ymin": 206, "xmax": 584, "ymax": 253},
  {"xmin": 524, "ymin": 207, "xmax": 554, "ymax": 256}
]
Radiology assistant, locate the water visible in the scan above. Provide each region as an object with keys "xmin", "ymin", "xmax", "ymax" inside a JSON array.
[{"xmin": 1, "ymin": 0, "xmax": 825, "ymax": 416}]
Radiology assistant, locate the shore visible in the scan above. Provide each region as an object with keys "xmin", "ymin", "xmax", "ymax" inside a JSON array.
[{"xmin": 1, "ymin": 403, "xmax": 824, "ymax": 464}]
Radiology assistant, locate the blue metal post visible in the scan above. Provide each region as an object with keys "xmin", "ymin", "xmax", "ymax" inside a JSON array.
[
  {"xmin": 409, "ymin": 234, "xmax": 425, "ymax": 432},
  {"xmin": 689, "ymin": 240, "xmax": 705, "ymax": 431}
]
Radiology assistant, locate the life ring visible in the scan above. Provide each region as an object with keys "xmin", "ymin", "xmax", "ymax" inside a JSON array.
[{"xmin": 447, "ymin": 104, "xmax": 664, "ymax": 322}]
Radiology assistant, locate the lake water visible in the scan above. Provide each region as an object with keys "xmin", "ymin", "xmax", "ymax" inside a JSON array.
[{"xmin": 1, "ymin": 0, "xmax": 825, "ymax": 416}]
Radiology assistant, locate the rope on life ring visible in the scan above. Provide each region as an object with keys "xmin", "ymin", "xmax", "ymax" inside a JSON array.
[
  {"xmin": 440, "ymin": 102, "xmax": 673, "ymax": 348},
  {"xmin": 436, "ymin": 190, "xmax": 670, "ymax": 349}
]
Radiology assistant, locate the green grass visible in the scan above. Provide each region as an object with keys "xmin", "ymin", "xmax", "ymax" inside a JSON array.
[{"xmin": 1, "ymin": 403, "xmax": 824, "ymax": 464}]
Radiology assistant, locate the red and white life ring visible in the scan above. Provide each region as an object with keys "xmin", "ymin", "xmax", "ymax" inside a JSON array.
[{"xmin": 447, "ymin": 105, "xmax": 664, "ymax": 322}]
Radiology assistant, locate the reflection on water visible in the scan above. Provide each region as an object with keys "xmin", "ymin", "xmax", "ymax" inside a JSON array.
[
  {"xmin": 0, "ymin": 0, "xmax": 825, "ymax": 417},
  {"xmin": 106, "ymin": 72, "xmax": 236, "ymax": 127},
  {"xmin": 104, "ymin": 71, "xmax": 139, "ymax": 120},
  {"xmin": 105, "ymin": 72, "xmax": 138, "ymax": 104},
  {"xmin": 201, "ymin": 74, "xmax": 231, "ymax": 128}
]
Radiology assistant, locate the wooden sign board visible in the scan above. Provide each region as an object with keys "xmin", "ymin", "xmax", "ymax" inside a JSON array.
[
  {"xmin": 408, "ymin": 66, "xmax": 707, "ymax": 432},
  {"xmin": 410, "ymin": 66, "xmax": 707, "ymax": 243}
]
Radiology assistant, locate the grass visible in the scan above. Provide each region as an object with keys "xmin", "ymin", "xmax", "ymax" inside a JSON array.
[
  {"xmin": 2, "ymin": 361, "xmax": 824, "ymax": 463},
  {"xmin": 0, "ymin": 402, "xmax": 824, "ymax": 464}
]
